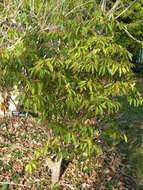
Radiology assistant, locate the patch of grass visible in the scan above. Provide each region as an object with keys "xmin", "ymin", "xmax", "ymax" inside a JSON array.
[
  {"xmin": 11, "ymin": 149, "xmax": 24, "ymax": 159},
  {"xmin": 113, "ymin": 77, "xmax": 143, "ymax": 189}
]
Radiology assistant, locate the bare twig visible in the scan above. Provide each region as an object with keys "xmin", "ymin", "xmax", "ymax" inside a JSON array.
[
  {"xmin": 126, "ymin": 20, "xmax": 143, "ymax": 26},
  {"xmin": 104, "ymin": 83, "xmax": 114, "ymax": 89},
  {"xmin": 124, "ymin": 28, "xmax": 143, "ymax": 44},
  {"xmin": 13, "ymin": 0, "xmax": 24, "ymax": 18},
  {"xmin": 0, "ymin": 0, "xmax": 24, "ymax": 46},
  {"xmin": 65, "ymin": 0, "xmax": 94, "ymax": 17},
  {"xmin": 9, "ymin": 96, "xmax": 18, "ymax": 108},
  {"xmin": 101, "ymin": 0, "xmax": 106, "ymax": 13},
  {"xmin": 7, "ymin": 35, "xmax": 24, "ymax": 50},
  {"xmin": 37, "ymin": 0, "xmax": 46, "ymax": 17},
  {"xmin": 107, "ymin": 0, "xmax": 120, "ymax": 20},
  {"xmin": 30, "ymin": 0, "xmax": 35, "ymax": 16},
  {"xmin": 62, "ymin": 0, "xmax": 66, "ymax": 14},
  {"xmin": 41, "ymin": 0, "xmax": 64, "ymax": 30},
  {"xmin": 115, "ymin": 0, "xmax": 137, "ymax": 19}
]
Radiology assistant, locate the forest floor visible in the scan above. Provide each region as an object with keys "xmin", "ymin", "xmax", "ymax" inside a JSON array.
[
  {"xmin": 0, "ymin": 115, "xmax": 136, "ymax": 190},
  {"xmin": 0, "ymin": 76, "xmax": 143, "ymax": 190}
]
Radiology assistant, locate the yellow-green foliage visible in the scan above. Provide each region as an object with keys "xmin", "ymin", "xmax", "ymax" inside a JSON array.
[{"xmin": 0, "ymin": 0, "xmax": 143, "ymax": 160}]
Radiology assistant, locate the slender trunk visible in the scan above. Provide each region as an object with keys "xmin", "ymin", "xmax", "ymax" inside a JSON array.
[
  {"xmin": 51, "ymin": 157, "xmax": 62, "ymax": 185},
  {"xmin": 45, "ymin": 156, "xmax": 62, "ymax": 186}
]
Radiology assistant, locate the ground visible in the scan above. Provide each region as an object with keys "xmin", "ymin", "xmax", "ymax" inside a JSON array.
[
  {"xmin": 116, "ymin": 76, "xmax": 143, "ymax": 190},
  {"xmin": 0, "ymin": 76, "xmax": 143, "ymax": 189}
]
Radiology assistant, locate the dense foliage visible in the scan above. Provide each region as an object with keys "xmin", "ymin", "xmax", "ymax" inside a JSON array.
[{"xmin": 115, "ymin": 0, "xmax": 143, "ymax": 58}]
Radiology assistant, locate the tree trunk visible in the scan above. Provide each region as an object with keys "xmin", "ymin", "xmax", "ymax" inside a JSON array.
[
  {"xmin": 45, "ymin": 156, "xmax": 62, "ymax": 186},
  {"xmin": 51, "ymin": 157, "xmax": 62, "ymax": 185}
]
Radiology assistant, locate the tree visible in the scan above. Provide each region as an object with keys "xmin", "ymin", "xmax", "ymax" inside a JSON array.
[{"xmin": 0, "ymin": 0, "xmax": 143, "ymax": 186}]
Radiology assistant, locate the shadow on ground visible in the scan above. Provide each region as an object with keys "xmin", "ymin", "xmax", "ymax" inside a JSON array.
[{"xmin": 113, "ymin": 80, "xmax": 143, "ymax": 190}]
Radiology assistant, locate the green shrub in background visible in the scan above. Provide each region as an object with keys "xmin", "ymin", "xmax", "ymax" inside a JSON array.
[{"xmin": 114, "ymin": 0, "xmax": 143, "ymax": 59}]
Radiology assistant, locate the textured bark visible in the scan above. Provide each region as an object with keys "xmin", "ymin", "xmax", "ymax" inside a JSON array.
[
  {"xmin": 45, "ymin": 156, "xmax": 62, "ymax": 186},
  {"xmin": 51, "ymin": 157, "xmax": 62, "ymax": 185}
]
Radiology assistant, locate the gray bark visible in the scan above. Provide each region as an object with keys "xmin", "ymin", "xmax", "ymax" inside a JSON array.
[{"xmin": 45, "ymin": 156, "xmax": 62, "ymax": 186}]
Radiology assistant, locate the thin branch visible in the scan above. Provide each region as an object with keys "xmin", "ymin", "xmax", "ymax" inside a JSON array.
[
  {"xmin": 115, "ymin": 0, "xmax": 137, "ymax": 19},
  {"xmin": 0, "ymin": 0, "xmax": 24, "ymax": 46},
  {"xmin": 62, "ymin": 0, "xmax": 66, "ymax": 15},
  {"xmin": 9, "ymin": 96, "xmax": 18, "ymax": 109},
  {"xmin": 107, "ymin": 0, "xmax": 120, "ymax": 20},
  {"xmin": 30, "ymin": 0, "xmax": 35, "ymax": 16},
  {"xmin": 65, "ymin": 0, "xmax": 94, "ymax": 17},
  {"xmin": 39, "ymin": 24, "xmax": 58, "ymax": 33},
  {"xmin": 7, "ymin": 35, "xmax": 24, "ymax": 50},
  {"xmin": 37, "ymin": 0, "xmax": 46, "ymax": 17},
  {"xmin": 41, "ymin": 0, "xmax": 64, "ymax": 30},
  {"xmin": 3, "ymin": 0, "xmax": 5, "ymax": 8},
  {"xmin": 126, "ymin": 20, "xmax": 143, "ymax": 26},
  {"xmin": 124, "ymin": 28, "xmax": 143, "ymax": 45},
  {"xmin": 0, "ymin": 1, "xmax": 12, "ymax": 35},
  {"xmin": 13, "ymin": 0, "xmax": 24, "ymax": 18},
  {"xmin": 104, "ymin": 83, "xmax": 114, "ymax": 89},
  {"xmin": 40, "ymin": 1, "xmax": 50, "ymax": 29},
  {"xmin": 101, "ymin": 0, "xmax": 106, "ymax": 13}
]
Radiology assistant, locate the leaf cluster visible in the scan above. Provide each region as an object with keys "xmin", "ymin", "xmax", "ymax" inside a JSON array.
[{"xmin": 0, "ymin": 0, "xmax": 143, "ymax": 161}]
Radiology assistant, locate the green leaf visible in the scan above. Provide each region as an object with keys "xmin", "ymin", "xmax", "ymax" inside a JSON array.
[
  {"xmin": 33, "ymin": 103, "xmax": 37, "ymax": 113},
  {"xmin": 123, "ymin": 133, "xmax": 128, "ymax": 143},
  {"xmin": 41, "ymin": 146, "xmax": 48, "ymax": 155},
  {"xmin": 34, "ymin": 150, "xmax": 41, "ymax": 159},
  {"xmin": 31, "ymin": 161, "xmax": 37, "ymax": 170},
  {"xmin": 94, "ymin": 145, "xmax": 103, "ymax": 156},
  {"xmin": 25, "ymin": 163, "xmax": 32, "ymax": 174},
  {"xmin": 72, "ymin": 134, "xmax": 78, "ymax": 148}
]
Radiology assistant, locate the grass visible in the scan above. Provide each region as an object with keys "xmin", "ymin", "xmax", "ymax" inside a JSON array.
[{"xmin": 114, "ymin": 76, "xmax": 143, "ymax": 189}]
